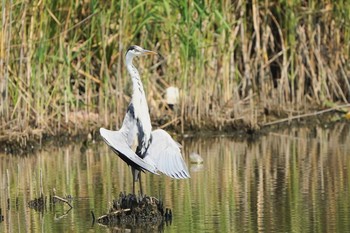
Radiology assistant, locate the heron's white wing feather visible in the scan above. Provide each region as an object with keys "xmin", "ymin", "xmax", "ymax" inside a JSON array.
[
  {"xmin": 120, "ymin": 106, "xmax": 138, "ymax": 148},
  {"xmin": 100, "ymin": 128, "xmax": 158, "ymax": 174},
  {"xmin": 145, "ymin": 129, "xmax": 190, "ymax": 179}
]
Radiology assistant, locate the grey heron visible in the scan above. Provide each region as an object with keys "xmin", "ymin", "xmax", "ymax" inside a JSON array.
[{"xmin": 100, "ymin": 45, "xmax": 190, "ymax": 195}]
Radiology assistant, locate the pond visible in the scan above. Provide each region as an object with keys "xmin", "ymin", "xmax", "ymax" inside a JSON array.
[{"xmin": 1, "ymin": 123, "xmax": 350, "ymax": 232}]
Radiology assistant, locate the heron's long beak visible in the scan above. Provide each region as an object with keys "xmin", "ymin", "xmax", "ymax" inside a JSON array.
[{"xmin": 142, "ymin": 49, "xmax": 158, "ymax": 56}]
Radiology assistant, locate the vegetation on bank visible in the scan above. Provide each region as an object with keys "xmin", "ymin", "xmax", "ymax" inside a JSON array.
[{"xmin": 1, "ymin": 0, "xmax": 350, "ymax": 144}]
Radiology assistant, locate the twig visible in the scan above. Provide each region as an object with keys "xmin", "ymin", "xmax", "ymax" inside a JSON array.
[
  {"xmin": 91, "ymin": 210, "xmax": 95, "ymax": 223},
  {"xmin": 40, "ymin": 169, "xmax": 43, "ymax": 197},
  {"xmin": 71, "ymin": 63, "xmax": 101, "ymax": 85},
  {"xmin": 159, "ymin": 117, "xmax": 180, "ymax": 129},
  {"xmin": 97, "ymin": 208, "xmax": 131, "ymax": 221},
  {"xmin": 53, "ymin": 195, "xmax": 73, "ymax": 208},
  {"xmin": 6, "ymin": 169, "xmax": 10, "ymax": 210},
  {"xmin": 54, "ymin": 207, "xmax": 72, "ymax": 221},
  {"xmin": 263, "ymin": 104, "xmax": 350, "ymax": 127}
]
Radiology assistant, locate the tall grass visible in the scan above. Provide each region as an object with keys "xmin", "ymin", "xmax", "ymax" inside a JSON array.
[{"xmin": 1, "ymin": 0, "xmax": 350, "ymax": 142}]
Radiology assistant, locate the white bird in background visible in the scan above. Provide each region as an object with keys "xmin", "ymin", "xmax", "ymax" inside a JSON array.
[
  {"xmin": 100, "ymin": 45, "xmax": 190, "ymax": 195},
  {"xmin": 165, "ymin": 86, "xmax": 179, "ymax": 110}
]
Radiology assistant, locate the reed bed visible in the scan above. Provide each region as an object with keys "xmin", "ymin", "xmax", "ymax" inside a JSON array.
[{"xmin": 1, "ymin": 0, "xmax": 350, "ymax": 143}]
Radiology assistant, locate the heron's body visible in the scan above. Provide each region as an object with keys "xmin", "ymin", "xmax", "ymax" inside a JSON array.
[
  {"xmin": 124, "ymin": 53, "xmax": 152, "ymax": 157},
  {"xmin": 100, "ymin": 45, "xmax": 190, "ymax": 194}
]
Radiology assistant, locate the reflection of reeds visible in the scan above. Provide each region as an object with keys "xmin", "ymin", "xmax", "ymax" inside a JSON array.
[
  {"xmin": 182, "ymin": 123, "xmax": 350, "ymax": 232},
  {"xmin": 0, "ymin": 124, "xmax": 350, "ymax": 231},
  {"xmin": 1, "ymin": 1, "xmax": 350, "ymax": 140}
]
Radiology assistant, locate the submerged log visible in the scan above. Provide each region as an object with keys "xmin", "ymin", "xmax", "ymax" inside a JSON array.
[
  {"xmin": 28, "ymin": 195, "xmax": 46, "ymax": 212},
  {"xmin": 97, "ymin": 192, "xmax": 171, "ymax": 226}
]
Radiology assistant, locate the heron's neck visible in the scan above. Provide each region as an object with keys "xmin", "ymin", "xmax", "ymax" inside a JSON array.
[
  {"xmin": 127, "ymin": 63, "xmax": 147, "ymax": 102},
  {"xmin": 126, "ymin": 60, "xmax": 152, "ymax": 128}
]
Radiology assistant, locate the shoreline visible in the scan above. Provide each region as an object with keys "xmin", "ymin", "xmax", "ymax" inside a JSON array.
[{"xmin": 1, "ymin": 108, "xmax": 348, "ymax": 155}]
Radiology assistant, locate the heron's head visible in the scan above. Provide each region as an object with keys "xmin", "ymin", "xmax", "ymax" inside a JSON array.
[{"xmin": 126, "ymin": 45, "xmax": 158, "ymax": 59}]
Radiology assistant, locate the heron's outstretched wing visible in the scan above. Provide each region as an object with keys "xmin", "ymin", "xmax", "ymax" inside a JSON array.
[
  {"xmin": 144, "ymin": 129, "xmax": 190, "ymax": 179},
  {"xmin": 100, "ymin": 128, "xmax": 158, "ymax": 174}
]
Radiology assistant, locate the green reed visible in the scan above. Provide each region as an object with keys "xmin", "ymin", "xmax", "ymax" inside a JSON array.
[{"xmin": 1, "ymin": 0, "xmax": 350, "ymax": 142}]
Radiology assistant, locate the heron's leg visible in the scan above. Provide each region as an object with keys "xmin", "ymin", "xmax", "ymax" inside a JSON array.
[
  {"xmin": 139, "ymin": 173, "xmax": 143, "ymax": 196},
  {"xmin": 132, "ymin": 173, "xmax": 136, "ymax": 194},
  {"xmin": 131, "ymin": 167, "xmax": 138, "ymax": 195}
]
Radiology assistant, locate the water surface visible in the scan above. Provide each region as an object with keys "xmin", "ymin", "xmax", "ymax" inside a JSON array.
[{"xmin": 1, "ymin": 123, "xmax": 350, "ymax": 232}]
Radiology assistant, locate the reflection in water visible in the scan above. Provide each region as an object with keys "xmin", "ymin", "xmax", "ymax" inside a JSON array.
[{"xmin": 1, "ymin": 123, "xmax": 350, "ymax": 232}]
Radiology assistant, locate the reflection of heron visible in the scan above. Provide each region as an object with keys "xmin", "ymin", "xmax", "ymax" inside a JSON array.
[
  {"xmin": 100, "ymin": 45, "xmax": 190, "ymax": 194},
  {"xmin": 189, "ymin": 153, "xmax": 204, "ymax": 172},
  {"xmin": 190, "ymin": 152, "xmax": 204, "ymax": 164}
]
